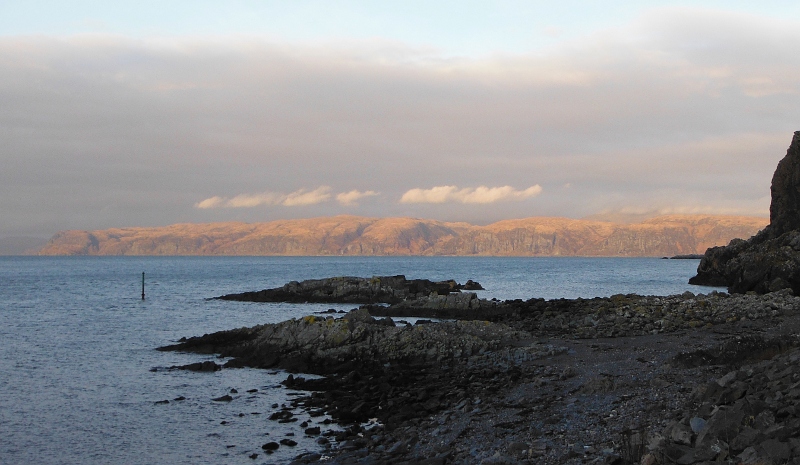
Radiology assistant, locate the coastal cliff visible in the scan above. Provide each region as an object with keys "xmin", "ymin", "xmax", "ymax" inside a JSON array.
[
  {"xmin": 38, "ymin": 214, "xmax": 766, "ymax": 256},
  {"xmin": 691, "ymin": 131, "xmax": 800, "ymax": 293}
]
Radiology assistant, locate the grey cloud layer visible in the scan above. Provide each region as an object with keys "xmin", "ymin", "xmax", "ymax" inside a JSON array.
[{"xmin": 1, "ymin": 6, "xmax": 795, "ymax": 236}]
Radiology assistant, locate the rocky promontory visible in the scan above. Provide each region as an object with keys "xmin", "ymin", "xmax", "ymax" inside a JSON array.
[
  {"xmin": 690, "ymin": 131, "xmax": 800, "ymax": 294},
  {"xmin": 159, "ymin": 308, "xmax": 541, "ymax": 374}
]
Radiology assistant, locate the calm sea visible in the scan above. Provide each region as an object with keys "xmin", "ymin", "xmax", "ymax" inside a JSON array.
[{"xmin": 0, "ymin": 256, "xmax": 717, "ymax": 465}]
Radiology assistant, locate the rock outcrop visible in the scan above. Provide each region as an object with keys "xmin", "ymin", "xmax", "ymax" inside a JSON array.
[
  {"xmin": 165, "ymin": 289, "xmax": 800, "ymax": 374},
  {"xmin": 215, "ymin": 275, "xmax": 481, "ymax": 304},
  {"xmin": 158, "ymin": 308, "xmax": 535, "ymax": 373},
  {"xmin": 690, "ymin": 131, "xmax": 800, "ymax": 293},
  {"xmin": 769, "ymin": 132, "xmax": 800, "ymax": 237}
]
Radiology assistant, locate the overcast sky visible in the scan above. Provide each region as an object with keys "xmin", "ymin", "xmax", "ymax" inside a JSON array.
[{"xmin": 2, "ymin": 1, "xmax": 799, "ymax": 238}]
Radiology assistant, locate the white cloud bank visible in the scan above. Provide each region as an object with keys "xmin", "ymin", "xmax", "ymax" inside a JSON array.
[
  {"xmin": 336, "ymin": 190, "xmax": 380, "ymax": 206},
  {"xmin": 400, "ymin": 185, "xmax": 543, "ymax": 204},
  {"xmin": 197, "ymin": 187, "xmax": 382, "ymax": 208},
  {"xmin": 200, "ymin": 185, "xmax": 540, "ymax": 208},
  {"xmin": 196, "ymin": 187, "xmax": 332, "ymax": 209}
]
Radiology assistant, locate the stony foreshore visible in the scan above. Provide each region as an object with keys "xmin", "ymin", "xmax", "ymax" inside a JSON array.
[
  {"xmin": 159, "ymin": 289, "xmax": 800, "ymax": 464},
  {"xmin": 367, "ymin": 289, "xmax": 797, "ymax": 339}
]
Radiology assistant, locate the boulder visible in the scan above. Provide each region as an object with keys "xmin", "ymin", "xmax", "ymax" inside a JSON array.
[
  {"xmin": 462, "ymin": 280, "xmax": 484, "ymax": 290},
  {"xmin": 171, "ymin": 360, "xmax": 221, "ymax": 372}
]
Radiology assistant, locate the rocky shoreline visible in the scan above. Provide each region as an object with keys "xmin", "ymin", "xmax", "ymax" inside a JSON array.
[
  {"xmin": 156, "ymin": 131, "xmax": 800, "ymax": 464},
  {"xmin": 159, "ymin": 287, "xmax": 800, "ymax": 464}
]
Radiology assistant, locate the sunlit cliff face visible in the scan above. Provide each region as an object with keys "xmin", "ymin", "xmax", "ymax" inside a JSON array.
[{"xmin": 37, "ymin": 214, "xmax": 768, "ymax": 257}]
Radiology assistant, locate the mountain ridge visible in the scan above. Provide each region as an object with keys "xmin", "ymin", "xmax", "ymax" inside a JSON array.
[{"xmin": 37, "ymin": 214, "xmax": 769, "ymax": 257}]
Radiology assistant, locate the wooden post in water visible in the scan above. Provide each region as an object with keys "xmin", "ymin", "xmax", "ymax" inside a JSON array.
[{"xmin": 141, "ymin": 272, "xmax": 145, "ymax": 300}]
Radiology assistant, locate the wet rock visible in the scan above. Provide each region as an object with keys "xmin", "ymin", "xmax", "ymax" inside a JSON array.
[
  {"xmin": 171, "ymin": 360, "xmax": 221, "ymax": 372},
  {"xmin": 463, "ymin": 280, "xmax": 484, "ymax": 290},
  {"xmin": 268, "ymin": 410, "xmax": 294, "ymax": 421},
  {"xmin": 212, "ymin": 394, "xmax": 233, "ymax": 402},
  {"xmin": 261, "ymin": 441, "xmax": 279, "ymax": 451}
]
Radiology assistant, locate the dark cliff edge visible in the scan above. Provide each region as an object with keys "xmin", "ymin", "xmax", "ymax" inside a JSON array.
[{"xmin": 690, "ymin": 131, "xmax": 800, "ymax": 294}]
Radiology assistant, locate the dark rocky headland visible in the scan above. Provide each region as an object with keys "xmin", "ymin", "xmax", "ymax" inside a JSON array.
[
  {"xmin": 690, "ymin": 131, "xmax": 800, "ymax": 294},
  {"xmin": 159, "ymin": 136, "xmax": 800, "ymax": 464}
]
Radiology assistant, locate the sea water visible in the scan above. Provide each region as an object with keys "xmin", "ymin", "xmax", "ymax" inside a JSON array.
[{"xmin": 0, "ymin": 256, "xmax": 718, "ymax": 465}]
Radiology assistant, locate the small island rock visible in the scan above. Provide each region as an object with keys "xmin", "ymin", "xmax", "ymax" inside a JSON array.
[{"xmin": 215, "ymin": 275, "xmax": 478, "ymax": 304}]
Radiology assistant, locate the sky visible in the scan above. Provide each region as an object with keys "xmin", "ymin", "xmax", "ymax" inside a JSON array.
[{"xmin": 2, "ymin": 1, "xmax": 800, "ymax": 239}]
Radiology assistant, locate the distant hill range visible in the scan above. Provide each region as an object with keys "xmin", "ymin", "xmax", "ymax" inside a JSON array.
[{"xmin": 36, "ymin": 214, "xmax": 768, "ymax": 257}]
